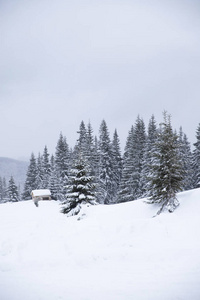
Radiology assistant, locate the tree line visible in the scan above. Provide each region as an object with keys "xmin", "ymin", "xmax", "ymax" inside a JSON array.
[
  {"xmin": 0, "ymin": 176, "xmax": 20, "ymax": 203},
  {"xmin": 2, "ymin": 112, "xmax": 200, "ymax": 214}
]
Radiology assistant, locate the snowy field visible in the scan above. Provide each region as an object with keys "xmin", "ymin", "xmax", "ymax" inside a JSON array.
[{"xmin": 0, "ymin": 189, "xmax": 200, "ymax": 300}]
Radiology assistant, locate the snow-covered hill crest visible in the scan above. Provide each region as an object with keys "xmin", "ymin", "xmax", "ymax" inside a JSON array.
[{"xmin": 0, "ymin": 189, "xmax": 200, "ymax": 300}]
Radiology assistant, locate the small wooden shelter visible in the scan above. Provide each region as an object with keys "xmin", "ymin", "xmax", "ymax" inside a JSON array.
[{"xmin": 31, "ymin": 189, "xmax": 51, "ymax": 201}]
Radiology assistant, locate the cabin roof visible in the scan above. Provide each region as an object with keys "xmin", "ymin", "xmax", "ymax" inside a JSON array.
[{"xmin": 31, "ymin": 189, "xmax": 51, "ymax": 197}]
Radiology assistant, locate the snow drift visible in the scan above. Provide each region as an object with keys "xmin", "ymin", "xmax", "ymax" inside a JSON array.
[{"xmin": 0, "ymin": 189, "xmax": 200, "ymax": 300}]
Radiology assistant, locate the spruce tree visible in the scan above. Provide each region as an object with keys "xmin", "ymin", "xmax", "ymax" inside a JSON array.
[
  {"xmin": 140, "ymin": 115, "xmax": 158, "ymax": 197},
  {"xmin": 0, "ymin": 177, "xmax": 3, "ymax": 203},
  {"xmin": 117, "ymin": 126, "xmax": 135, "ymax": 203},
  {"xmin": 76, "ymin": 120, "xmax": 88, "ymax": 158},
  {"xmin": 86, "ymin": 122, "xmax": 98, "ymax": 179},
  {"xmin": 111, "ymin": 129, "xmax": 122, "ymax": 202},
  {"xmin": 178, "ymin": 127, "xmax": 193, "ymax": 190},
  {"xmin": 49, "ymin": 155, "xmax": 59, "ymax": 200},
  {"xmin": 2, "ymin": 177, "xmax": 7, "ymax": 201},
  {"xmin": 131, "ymin": 116, "xmax": 146, "ymax": 199},
  {"xmin": 23, "ymin": 153, "xmax": 37, "ymax": 200},
  {"xmin": 8, "ymin": 176, "xmax": 19, "ymax": 202},
  {"xmin": 192, "ymin": 123, "xmax": 200, "ymax": 188},
  {"xmin": 147, "ymin": 112, "xmax": 184, "ymax": 214},
  {"xmin": 35, "ymin": 153, "xmax": 43, "ymax": 189},
  {"xmin": 41, "ymin": 145, "xmax": 51, "ymax": 189},
  {"xmin": 98, "ymin": 120, "xmax": 114, "ymax": 204},
  {"xmin": 55, "ymin": 133, "xmax": 70, "ymax": 200},
  {"xmin": 61, "ymin": 155, "xmax": 96, "ymax": 216},
  {"xmin": 0, "ymin": 177, "xmax": 7, "ymax": 203}
]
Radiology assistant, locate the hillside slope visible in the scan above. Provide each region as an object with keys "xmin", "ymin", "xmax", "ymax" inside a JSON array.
[
  {"xmin": 0, "ymin": 189, "xmax": 200, "ymax": 300},
  {"xmin": 0, "ymin": 157, "xmax": 28, "ymax": 187}
]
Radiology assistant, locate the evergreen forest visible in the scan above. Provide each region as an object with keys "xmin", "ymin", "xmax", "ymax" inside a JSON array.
[{"xmin": 1, "ymin": 112, "xmax": 200, "ymax": 215}]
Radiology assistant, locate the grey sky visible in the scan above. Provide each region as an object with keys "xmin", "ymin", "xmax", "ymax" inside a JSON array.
[{"xmin": 0, "ymin": 0, "xmax": 200, "ymax": 160}]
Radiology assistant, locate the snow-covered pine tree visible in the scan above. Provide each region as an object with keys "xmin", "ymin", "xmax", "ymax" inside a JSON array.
[
  {"xmin": 111, "ymin": 129, "xmax": 122, "ymax": 202},
  {"xmin": 117, "ymin": 117, "xmax": 146, "ymax": 203},
  {"xmin": 61, "ymin": 154, "xmax": 96, "ymax": 216},
  {"xmin": 8, "ymin": 176, "xmax": 19, "ymax": 202},
  {"xmin": 76, "ymin": 121, "xmax": 88, "ymax": 158},
  {"xmin": 98, "ymin": 120, "xmax": 114, "ymax": 204},
  {"xmin": 117, "ymin": 125, "xmax": 135, "ymax": 203},
  {"xmin": 35, "ymin": 153, "xmax": 43, "ymax": 189},
  {"xmin": 0, "ymin": 177, "xmax": 3, "ymax": 203},
  {"xmin": 55, "ymin": 133, "xmax": 70, "ymax": 200},
  {"xmin": 2, "ymin": 177, "xmax": 7, "ymax": 201},
  {"xmin": 0, "ymin": 177, "xmax": 7, "ymax": 203},
  {"xmin": 49, "ymin": 155, "xmax": 59, "ymax": 200},
  {"xmin": 140, "ymin": 115, "xmax": 158, "ymax": 197},
  {"xmin": 192, "ymin": 123, "xmax": 200, "ymax": 188},
  {"xmin": 178, "ymin": 127, "xmax": 193, "ymax": 190},
  {"xmin": 147, "ymin": 112, "xmax": 184, "ymax": 215},
  {"xmin": 85, "ymin": 122, "xmax": 99, "ymax": 179},
  {"xmin": 23, "ymin": 153, "xmax": 37, "ymax": 200},
  {"xmin": 131, "ymin": 116, "xmax": 146, "ymax": 199},
  {"xmin": 41, "ymin": 145, "xmax": 51, "ymax": 189},
  {"xmin": 93, "ymin": 135, "xmax": 100, "ymax": 180}
]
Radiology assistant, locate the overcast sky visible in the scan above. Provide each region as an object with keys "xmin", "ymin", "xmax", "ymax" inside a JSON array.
[{"xmin": 0, "ymin": 0, "xmax": 200, "ymax": 160}]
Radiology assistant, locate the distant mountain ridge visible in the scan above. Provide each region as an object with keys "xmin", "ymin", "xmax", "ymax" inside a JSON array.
[{"xmin": 0, "ymin": 157, "xmax": 28, "ymax": 187}]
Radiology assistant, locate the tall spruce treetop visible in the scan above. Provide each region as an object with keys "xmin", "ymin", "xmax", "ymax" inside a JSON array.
[
  {"xmin": 111, "ymin": 129, "xmax": 122, "ymax": 201},
  {"xmin": 85, "ymin": 122, "xmax": 98, "ymax": 178},
  {"xmin": 178, "ymin": 127, "xmax": 193, "ymax": 190},
  {"xmin": 55, "ymin": 133, "xmax": 69, "ymax": 176},
  {"xmin": 55, "ymin": 133, "xmax": 70, "ymax": 199},
  {"xmin": 192, "ymin": 123, "xmax": 200, "ymax": 188},
  {"xmin": 23, "ymin": 153, "xmax": 37, "ymax": 200},
  {"xmin": 41, "ymin": 145, "xmax": 51, "ymax": 189},
  {"xmin": 131, "ymin": 116, "xmax": 146, "ymax": 199},
  {"xmin": 147, "ymin": 112, "xmax": 184, "ymax": 215},
  {"xmin": 140, "ymin": 115, "xmax": 158, "ymax": 197},
  {"xmin": 35, "ymin": 153, "xmax": 43, "ymax": 189},
  {"xmin": 117, "ymin": 125, "xmax": 135, "ymax": 203},
  {"xmin": 118, "ymin": 117, "xmax": 146, "ymax": 203},
  {"xmin": 76, "ymin": 121, "xmax": 87, "ymax": 157},
  {"xmin": 98, "ymin": 120, "xmax": 114, "ymax": 204}
]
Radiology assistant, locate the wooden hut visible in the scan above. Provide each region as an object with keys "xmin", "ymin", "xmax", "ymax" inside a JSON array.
[{"xmin": 31, "ymin": 189, "xmax": 51, "ymax": 206}]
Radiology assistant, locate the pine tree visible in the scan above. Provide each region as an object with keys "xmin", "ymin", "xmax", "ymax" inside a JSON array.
[
  {"xmin": 192, "ymin": 123, "xmax": 200, "ymax": 188},
  {"xmin": 98, "ymin": 120, "xmax": 114, "ymax": 204},
  {"xmin": 8, "ymin": 176, "xmax": 19, "ymax": 202},
  {"xmin": 111, "ymin": 129, "xmax": 122, "ymax": 202},
  {"xmin": 23, "ymin": 153, "xmax": 37, "ymax": 200},
  {"xmin": 131, "ymin": 116, "xmax": 146, "ymax": 199},
  {"xmin": 35, "ymin": 153, "xmax": 43, "ymax": 189},
  {"xmin": 61, "ymin": 155, "xmax": 96, "ymax": 216},
  {"xmin": 41, "ymin": 145, "xmax": 51, "ymax": 189},
  {"xmin": 147, "ymin": 112, "xmax": 184, "ymax": 215},
  {"xmin": 49, "ymin": 155, "xmax": 59, "ymax": 200},
  {"xmin": 0, "ymin": 177, "xmax": 3, "ymax": 203},
  {"xmin": 2, "ymin": 177, "xmax": 7, "ymax": 201},
  {"xmin": 76, "ymin": 120, "xmax": 88, "ymax": 158},
  {"xmin": 178, "ymin": 127, "xmax": 193, "ymax": 190},
  {"xmin": 117, "ymin": 117, "xmax": 146, "ymax": 203},
  {"xmin": 0, "ymin": 177, "xmax": 6, "ymax": 203},
  {"xmin": 55, "ymin": 133, "xmax": 70, "ymax": 200},
  {"xmin": 117, "ymin": 126, "xmax": 135, "ymax": 203},
  {"xmin": 140, "ymin": 115, "xmax": 158, "ymax": 197},
  {"xmin": 86, "ymin": 122, "xmax": 98, "ymax": 179}
]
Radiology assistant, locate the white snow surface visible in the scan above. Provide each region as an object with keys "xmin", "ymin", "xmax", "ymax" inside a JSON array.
[{"xmin": 0, "ymin": 189, "xmax": 200, "ymax": 300}]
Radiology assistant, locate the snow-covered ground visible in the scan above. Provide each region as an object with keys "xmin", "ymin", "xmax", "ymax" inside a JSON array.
[{"xmin": 0, "ymin": 189, "xmax": 200, "ymax": 300}]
